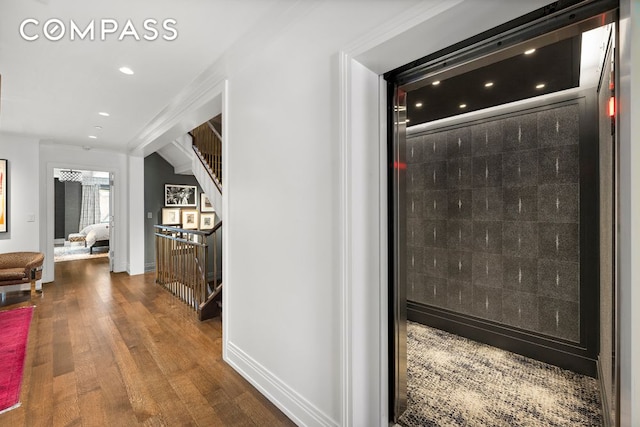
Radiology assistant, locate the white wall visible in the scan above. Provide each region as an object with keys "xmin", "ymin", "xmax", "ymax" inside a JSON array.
[
  {"xmin": 0, "ymin": 134, "xmax": 41, "ymax": 252},
  {"xmin": 38, "ymin": 143, "xmax": 143, "ymax": 282},
  {"xmin": 127, "ymin": 155, "xmax": 145, "ymax": 275},
  {"xmin": 0, "ymin": 133, "xmax": 41, "ymax": 291},
  {"xmin": 224, "ymin": 2, "xmax": 424, "ymax": 425}
]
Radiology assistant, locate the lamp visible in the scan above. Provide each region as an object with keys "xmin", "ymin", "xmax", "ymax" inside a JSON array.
[{"xmin": 58, "ymin": 170, "xmax": 83, "ymax": 182}]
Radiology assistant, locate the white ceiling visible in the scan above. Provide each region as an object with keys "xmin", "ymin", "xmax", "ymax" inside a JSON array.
[{"xmin": 0, "ymin": 0, "xmax": 278, "ymax": 152}]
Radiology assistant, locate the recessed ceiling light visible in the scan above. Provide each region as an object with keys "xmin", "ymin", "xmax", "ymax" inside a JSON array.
[
  {"xmin": 432, "ymin": 81, "xmax": 440, "ymax": 86},
  {"xmin": 415, "ymin": 102, "xmax": 423, "ymax": 108},
  {"xmin": 89, "ymin": 135, "xmax": 97, "ymax": 139},
  {"xmin": 459, "ymin": 103, "xmax": 467, "ymax": 109},
  {"xmin": 94, "ymin": 125, "xmax": 103, "ymax": 130},
  {"xmin": 119, "ymin": 66, "xmax": 134, "ymax": 75},
  {"xmin": 524, "ymin": 48, "xmax": 536, "ymax": 55},
  {"xmin": 484, "ymin": 82, "xmax": 494, "ymax": 88},
  {"xmin": 98, "ymin": 112, "xmax": 110, "ymax": 117},
  {"xmin": 536, "ymin": 83, "xmax": 546, "ymax": 89}
]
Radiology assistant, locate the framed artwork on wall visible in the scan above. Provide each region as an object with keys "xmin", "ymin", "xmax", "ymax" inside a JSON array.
[
  {"xmin": 165, "ymin": 184, "xmax": 197, "ymax": 207},
  {"xmin": 200, "ymin": 193, "xmax": 215, "ymax": 212},
  {"xmin": 0, "ymin": 159, "xmax": 6, "ymax": 233},
  {"xmin": 161, "ymin": 208, "xmax": 181, "ymax": 226},
  {"xmin": 200, "ymin": 213, "xmax": 215, "ymax": 230},
  {"xmin": 181, "ymin": 209, "xmax": 199, "ymax": 230}
]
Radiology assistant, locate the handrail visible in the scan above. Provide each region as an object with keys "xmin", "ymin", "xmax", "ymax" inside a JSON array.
[
  {"xmin": 193, "ymin": 144, "xmax": 223, "ymax": 194},
  {"xmin": 155, "ymin": 223, "xmax": 220, "ymax": 237},
  {"xmin": 191, "ymin": 121, "xmax": 222, "ymax": 188},
  {"xmin": 153, "ymin": 232, "xmax": 206, "ymax": 246}
]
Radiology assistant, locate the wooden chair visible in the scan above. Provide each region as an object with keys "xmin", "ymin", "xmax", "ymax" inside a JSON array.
[{"xmin": 0, "ymin": 252, "xmax": 45, "ymax": 296}]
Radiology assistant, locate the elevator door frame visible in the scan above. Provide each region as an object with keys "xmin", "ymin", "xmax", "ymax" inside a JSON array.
[{"xmin": 385, "ymin": 1, "xmax": 619, "ymax": 423}]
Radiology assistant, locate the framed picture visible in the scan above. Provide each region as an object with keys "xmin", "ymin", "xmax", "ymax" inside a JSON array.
[
  {"xmin": 181, "ymin": 209, "xmax": 199, "ymax": 230},
  {"xmin": 200, "ymin": 193, "xmax": 215, "ymax": 212},
  {"xmin": 200, "ymin": 213, "xmax": 215, "ymax": 230},
  {"xmin": 0, "ymin": 159, "xmax": 6, "ymax": 233},
  {"xmin": 161, "ymin": 208, "xmax": 181, "ymax": 226},
  {"xmin": 165, "ymin": 184, "xmax": 197, "ymax": 207}
]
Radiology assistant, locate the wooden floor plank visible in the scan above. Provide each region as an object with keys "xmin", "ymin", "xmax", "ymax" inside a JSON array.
[
  {"xmin": 167, "ymin": 372, "xmax": 227, "ymax": 426},
  {"xmin": 0, "ymin": 258, "xmax": 295, "ymax": 426},
  {"xmin": 52, "ymin": 371, "xmax": 81, "ymax": 426},
  {"xmin": 77, "ymin": 389, "xmax": 109, "ymax": 427}
]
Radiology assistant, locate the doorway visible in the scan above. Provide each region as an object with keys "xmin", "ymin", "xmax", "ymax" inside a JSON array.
[
  {"xmin": 53, "ymin": 168, "xmax": 112, "ymax": 265},
  {"xmin": 387, "ymin": 2, "xmax": 619, "ymax": 425}
]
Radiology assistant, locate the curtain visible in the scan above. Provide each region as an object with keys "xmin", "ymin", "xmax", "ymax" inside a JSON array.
[{"xmin": 78, "ymin": 184, "xmax": 101, "ymax": 231}]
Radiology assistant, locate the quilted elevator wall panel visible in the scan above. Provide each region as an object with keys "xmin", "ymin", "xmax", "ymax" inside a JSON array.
[{"xmin": 406, "ymin": 101, "xmax": 581, "ymax": 343}]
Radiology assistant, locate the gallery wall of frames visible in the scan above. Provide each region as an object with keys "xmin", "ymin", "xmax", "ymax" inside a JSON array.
[{"xmin": 161, "ymin": 184, "xmax": 216, "ymax": 231}]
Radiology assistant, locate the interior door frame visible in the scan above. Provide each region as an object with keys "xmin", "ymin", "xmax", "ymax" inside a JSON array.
[
  {"xmin": 44, "ymin": 162, "xmax": 119, "ymax": 282},
  {"xmin": 109, "ymin": 171, "xmax": 115, "ymax": 272}
]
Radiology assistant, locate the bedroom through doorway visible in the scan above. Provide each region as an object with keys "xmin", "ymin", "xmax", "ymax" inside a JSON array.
[{"xmin": 53, "ymin": 168, "xmax": 111, "ymax": 263}]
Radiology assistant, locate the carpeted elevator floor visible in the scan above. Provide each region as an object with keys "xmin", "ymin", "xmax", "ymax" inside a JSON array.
[{"xmin": 399, "ymin": 322, "xmax": 602, "ymax": 427}]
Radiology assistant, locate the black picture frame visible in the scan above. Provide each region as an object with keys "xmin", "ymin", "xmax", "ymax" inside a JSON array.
[{"xmin": 164, "ymin": 184, "xmax": 197, "ymax": 207}]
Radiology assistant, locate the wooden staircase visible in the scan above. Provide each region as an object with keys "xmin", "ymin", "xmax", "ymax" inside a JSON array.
[
  {"xmin": 155, "ymin": 115, "xmax": 224, "ymax": 321},
  {"xmin": 199, "ymin": 278, "xmax": 223, "ymax": 321}
]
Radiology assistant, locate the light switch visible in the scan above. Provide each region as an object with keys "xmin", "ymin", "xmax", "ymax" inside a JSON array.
[
  {"xmin": 147, "ymin": 212, "xmax": 153, "ymax": 219},
  {"xmin": 26, "ymin": 213, "xmax": 36, "ymax": 222}
]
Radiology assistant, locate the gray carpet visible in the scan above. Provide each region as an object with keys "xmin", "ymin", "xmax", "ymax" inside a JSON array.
[{"xmin": 399, "ymin": 322, "xmax": 602, "ymax": 427}]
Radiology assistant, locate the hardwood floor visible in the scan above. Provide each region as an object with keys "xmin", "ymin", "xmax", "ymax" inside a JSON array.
[{"xmin": 0, "ymin": 258, "xmax": 296, "ymax": 426}]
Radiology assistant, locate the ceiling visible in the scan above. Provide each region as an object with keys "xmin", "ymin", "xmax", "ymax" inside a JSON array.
[
  {"xmin": 406, "ymin": 35, "xmax": 582, "ymax": 126},
  {"xmin": 0, "ymin": 0, "xmax": 278, "ymax": 152}
]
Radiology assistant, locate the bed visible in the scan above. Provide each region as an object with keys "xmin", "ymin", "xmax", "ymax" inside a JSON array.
[{"xmin": 68, "ymin": 223, "xmax": 110, "ymax": 254}]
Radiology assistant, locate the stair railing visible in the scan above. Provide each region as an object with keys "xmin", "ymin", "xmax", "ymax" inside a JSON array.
[
  {"xmin": 191, "ymin": 121, "xmax": 222, "ymax": 192},
  {"xmin": 154, "ymin": 222, "xmax": 222, "ymax": 320}
]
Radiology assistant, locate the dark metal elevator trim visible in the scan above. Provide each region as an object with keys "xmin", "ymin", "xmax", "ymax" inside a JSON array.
[{"xmin": 384, "ymin": 0, "xmax": 618, "ymax": 88}]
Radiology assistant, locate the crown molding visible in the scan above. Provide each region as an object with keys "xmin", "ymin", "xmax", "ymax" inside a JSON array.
[{"xmin": 126, "ymin": 0, "xmax": 317, "ymax": 156}]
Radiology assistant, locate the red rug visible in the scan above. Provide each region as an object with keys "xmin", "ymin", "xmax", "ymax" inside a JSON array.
[{"xmin": 0, "ymin": 306, "xmax": 34, "ymax": 414}]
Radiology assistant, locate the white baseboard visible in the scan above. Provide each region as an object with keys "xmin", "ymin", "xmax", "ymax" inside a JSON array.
[{"xmin": 225, "ymin": 342, "xmax": 338, "ymax": 427}]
